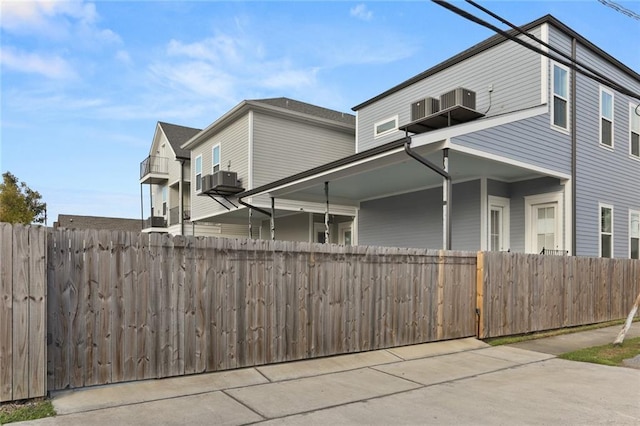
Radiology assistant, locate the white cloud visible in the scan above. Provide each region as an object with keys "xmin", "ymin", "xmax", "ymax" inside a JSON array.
[
  {"xmin": 350, "ymin": 4, "xmax": 373, "ymax": 21},
  {"xmin": 260, "ymin": 67, "xmax": 319, "ymax": 90},
  {"xmin": 115, "ymin": 50, "xmax": 132, "ymax": 64},
  {"xmin": 0, "ymin": 47, "xmax": 76, "ymax": 79}
]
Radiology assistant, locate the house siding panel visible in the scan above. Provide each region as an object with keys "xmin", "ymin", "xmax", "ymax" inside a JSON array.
[
  {"xmin": 190, "ymin": 116, "xmax": 249, "ymax": 221},
  {"xmin": 356, "ymin": 28, "xmax": 543, "ymax": 152},
  {"xmin": 452, "ymin": 114, "xmax": 571, "ymax": 174},
  {"xmin": 358, "ymin": 180, "xmax": 480, "ymax": 250},
  {"xmin": 252, "ymin": 112, "xmax": 354, "ymax": 188},
  {"xmin": 573, "ymin": 43, "xmax": 640, "ymax": 257}
]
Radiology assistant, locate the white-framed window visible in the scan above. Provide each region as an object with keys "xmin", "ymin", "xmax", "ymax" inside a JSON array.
[
  {"xmin": 162, "ymin": 186, "xmax": 168, "ymax": 216},
  {"xmin": 488, "ymin": 196, "xmax": 510, "ymax": 251},
  {"xmin": 630, "ymin": 103, "xmax": 640, "ymax": 159},
  {"xmin": 314, "ymin": 222, "xmax": 328, "ymax": 243},
  {"xmin": 212, "ymin": 145, "xmax": 220, "ymax": 173},
  {"xmin": 599, "ymin": 203, "xmax": 613, "ymax": 258},
  {"xmin": 600, "ymin": 87, "xmax": 614, "ymax": 148},
  {"xmin": 374, "ymin": 115, "xmax": 398, "ymax": 138},
  {"xmin": 525, "ymin": 192, "xmax": 563, "ymax": 254},
  {"xmin": 630, "ymin": 210, "xmax": 639, "ymax": 259},
  {"xmin": 338, "ymin": 222, "xmax": 353, "ymax": 246},
  {"xmin": 195, "ymin": 155, "xmax": 202, "ymax": 192},
  {"xmin": 551, "ymin": 63, "xmax": 569, "ymax": 130}
]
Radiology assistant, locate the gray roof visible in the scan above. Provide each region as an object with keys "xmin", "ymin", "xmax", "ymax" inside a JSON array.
[
  {"xmin": 158, "ymin": 122, "xmax": 201, "ymax": 159},
  {"xmin": 55, "ymin": 214, "xmax": 142, "ymax": 233},
  {"xmin": 251, "ymin": 97, "xmax": 355, "ymax": 126},
  {"xmin": 353, "ymin": 14, "xmax": 640, "ymax": 111}
]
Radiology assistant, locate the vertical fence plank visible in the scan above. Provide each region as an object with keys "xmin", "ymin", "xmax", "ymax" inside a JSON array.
[
  {"xmin": 0, "ymin": 223, "xmax": 14, "ymax": 402},
  {"xmin": 27, "ymin": 226, "xmax": 46, "ymax": 398},
  {"xmin": 122, "ymin": 231, "xmax": 137, "ymax": 381},
  {"xmin": 12, "ymin": 224, "xmax": 30, "ymax": 400}
]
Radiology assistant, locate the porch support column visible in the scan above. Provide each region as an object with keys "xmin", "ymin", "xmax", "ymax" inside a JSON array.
[
  {"xmin": 140, "ymin": 183, "xmax": 144, "ymax": 228},
  {"xmin": 248, "ymin": 207, "xmax": 253, "ymax": 239},
  {"xmin": 443, "ymin": 148, "xmax": 451, "ymax": 251},
  {"xmin": 270, "ymin": 197, "xmax": 275, "ymax": 241},
  {"xmin": 324, "ymin": 182, "xmax": 330, "ymax": 244}
]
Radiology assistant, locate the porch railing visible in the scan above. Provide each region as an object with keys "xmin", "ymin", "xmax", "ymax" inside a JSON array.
[
  {"xmin": 140, "ymin": 156, "xmax": 169, "ymax": 178},
  {"xmin": 540, "ymin": 248, "xmax": 569, "ymax": 256}
]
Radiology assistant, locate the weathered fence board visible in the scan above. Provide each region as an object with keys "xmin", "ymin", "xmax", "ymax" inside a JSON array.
[
  {"xmin": 481, "ymin": 252, "xmax": 640, "ymax": 338},
  {"xmin": 0, "ymin": 224, "xmax": 47, "ymax": 402}
]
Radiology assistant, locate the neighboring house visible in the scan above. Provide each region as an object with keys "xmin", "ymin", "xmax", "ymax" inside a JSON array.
[
  {"xmin": 180, "ymin": 97, "xmax": 357, "ymax": 242},
  {"xmin": 140, "ymin": 121, "xmax": 222, "ymax": 236},
  {"xmin": 238, "ymin": 15, "xmax": 640, "ymax": 258},
  {"xmin": 54, "ymin": 214, "xmax": 142, "ymax": 233}
]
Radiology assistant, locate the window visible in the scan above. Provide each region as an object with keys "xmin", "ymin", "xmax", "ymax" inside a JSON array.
[
  {"xmin": 630, "ymin": 103, "xmax": 640, "ymax": 158},
  {"xmin": 195, "ymin": 155, "xmax": 202, "ymax": 192},
  {"xmin": 374, "ymin": 116, "xmax": 398, "ymax": 138},
  {"xmin": 162, "ymin": 186, "xmax": 168, "ymax": 216},
  {"xmin": 212, "ymin": 145, "xmax": 220, "ymax": 173},
  {"xmin": 600, "ymin": 204, "xmax": 613, "ymax": 258},
  {"xmin": 631, "ymin": 210, "xmax": 639, "ymax": 259},
  {"xmin": 552, "ymin": 63, "xmax": 568, "ymax": 129},
  {"xmin": 600, "ymin": 88, "xmax": 614, "ymax": 148},
  {"xmin": 488, "ymin": 196, "xmax": 510, "ymax": 251}
]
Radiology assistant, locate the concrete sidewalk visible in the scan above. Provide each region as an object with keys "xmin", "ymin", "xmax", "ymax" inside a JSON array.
[{"xmin": 18, "ymin": 325, "xmax": 640, "ymax": 425}]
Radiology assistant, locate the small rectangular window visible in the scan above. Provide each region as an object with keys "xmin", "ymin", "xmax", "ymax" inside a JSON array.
[
  {"xmin": 374, "ymin": 116, "xmax": 398, "ymax": 138},
  {"xmin": 600, "ymin": 88, "xmax": 614, "ymax": 148},
  {"xmin": 552, "ymin": 64, "xmax": 568, "ymax": 130},
  {"xmin": 195, "ymin": 155, "xmax": 202, "ymax": 192},
  {"xmin": 630, "ymin": 103, "xmax": 640, "ymax": 158},
  {"xmin": 212, "ymin": 145, "xmax": 220, "ymax": 173},
  {"xmin": 631, "ymin": 211, "xmax": 639, "ymax": 259},
  {"xmin": 162, "ymin": 186, "xmax": 168, "ymax": 216},
  {"xmin": 600, "ymin": 204, "xmax": 613, "ymax": 258}
]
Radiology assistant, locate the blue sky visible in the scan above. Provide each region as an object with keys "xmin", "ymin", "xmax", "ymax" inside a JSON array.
[{"xmin": 1, "ymin": 0, "xmax": 639, "ymax": 224}]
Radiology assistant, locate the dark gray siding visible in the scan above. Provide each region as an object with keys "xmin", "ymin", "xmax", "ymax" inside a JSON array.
[
  {"xmin": 358, "ymin": 180, "xmax": 480, "ymax": 250},
  {"xmin": 357, "ymin": 28, "xmax": 543, "ymax": 152},
  {"xmin": 452, "ymin": 114, "xmax": 571, "ymax": 174},
  {"xmin": 573, "ymin": 41, "xmax": 640, "ymax": 257}
]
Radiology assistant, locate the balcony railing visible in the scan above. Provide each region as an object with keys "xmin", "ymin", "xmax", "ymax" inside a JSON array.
[
  {"xmin": 169, "ymin": 207, "xmax": 191, "ymax": 226},
  {"xmin": 143, "ymin": 216, "xmax": 167, "ymax": 229},
  {"xmin": 140, "ymin": 156, "xmax": 169, "ymax": 179}
]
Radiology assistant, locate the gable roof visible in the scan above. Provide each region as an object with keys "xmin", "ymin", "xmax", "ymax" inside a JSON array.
[
  {"xmin": 158, "ymin": 121, "xmax": 201, "ymax": 160},
  {"xmin": 353, "ymin": 14, "xmax": 640, "ymax": 111},
  {"xmin": 252, "ymin": 97, "xmax": 355, "ymax": 126},
  {"xmin": 54, "ymin": 214, "xmax": 142, "ymax": 232}
]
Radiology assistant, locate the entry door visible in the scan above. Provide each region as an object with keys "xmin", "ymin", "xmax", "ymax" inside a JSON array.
[
  {"xmin": 488, "ymin": 196, "xmax": 510, "ymax": 251},
  {"xmin": 338, "ymin": 222, "xmax": 353, "ymax": 245},
  {"xmin": 533, "ymin": 203, "xmax": 558, "ymax": 253}
]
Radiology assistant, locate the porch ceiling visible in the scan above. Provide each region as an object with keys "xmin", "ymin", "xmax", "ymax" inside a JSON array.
[{"xmin": 267, "ymin": 147, "xmax": 557, "ymax": 204}]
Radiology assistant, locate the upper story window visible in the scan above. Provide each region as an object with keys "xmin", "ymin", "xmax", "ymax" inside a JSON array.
[
  {"xmin": 374, "ymin": 116, "xmax": 398, "ymax": 138},
  {"xmin": 195, "ymin": 155, "xmax": 202, "ymax": 192},
  {"xmin": 551, "ymin": 63, "xmax": 568, "ymax": 130},
  {"xmin": 212, "ymin": 145, "xmax": 220, "ymax": 173},
  {"xmin": 630, "ymin": 103, "xmax": 639, "ymax": 158},
  {"xmin": 630, "ymin": 210, "xmax": 639, "ymax": 259},
  {"xmin": 600, "ymin": 87, "xmax": 614, "ymax": 148},
  {"xmin": 600, "ymin": 204, "xmax": 613, "ymax": 258}
]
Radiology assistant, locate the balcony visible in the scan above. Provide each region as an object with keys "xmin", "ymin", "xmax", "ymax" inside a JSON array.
[
  {"xmin": 169, "ymin": 207, "xmax": 191, "ymax": 226},
  {"xmin": 140, "ymin": 156, "xmax": 169, "ymax": 184},
  {"xmin": 142, "ymin": 216, "xmax": 167, "ymax": 231}
]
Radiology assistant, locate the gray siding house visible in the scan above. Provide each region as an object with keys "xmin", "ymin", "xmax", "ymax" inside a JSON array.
[
  {"xmin": 181, "ymin": 98, "xmax": 357, "ymax": 242},
  {"xmin": 240, "ymin": 15, "xmax": 640, "ymax": 258}
]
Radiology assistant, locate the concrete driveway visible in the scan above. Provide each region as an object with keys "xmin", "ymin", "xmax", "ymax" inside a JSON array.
[{"xmin": 19, "ymin": 327, "xmax": 640, "ymax": 425}]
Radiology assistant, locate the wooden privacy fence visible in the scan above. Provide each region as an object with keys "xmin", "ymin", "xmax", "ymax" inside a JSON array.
[
  {"xmin": 479, "ymin": 251, "xmax": 640, "ymax": 338},
  {"xmin": 46, "ymin": 228, "xmax": 477, "ymax": 391},
  {"xmin": 2, "ymin": 223, "xmax": 639, "ymax": 400},
  {"xmin": 0, "ymin": 223, "xmax": 46, "ymax": 402}
]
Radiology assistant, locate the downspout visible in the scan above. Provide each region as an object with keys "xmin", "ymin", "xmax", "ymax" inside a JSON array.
[
  {"xmin": 180, "ymin": 159, "xmax": 185, "ymax": 236},
  {"xmin": 140, "ymin": 183, "xmax": 144, "ymax": 229},
  {"xmin": 571, "ymin": 37, "xmax": 577, "ymax": 256},
  {"xmin": 403, "ymin": 134, "xmax": 452, "ymax": 250},
  {"xmin": 324, "ymin": 182, "xmax": 330, "ymax": 243}
]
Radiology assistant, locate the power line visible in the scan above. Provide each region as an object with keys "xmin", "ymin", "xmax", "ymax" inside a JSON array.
[
  {"xmin": 431, "ymin": 0, "xmax": 640, "ymax": 102},
  {"xmin": 598, "ymin": 0, "xmax": 640, "ymax": 21}
]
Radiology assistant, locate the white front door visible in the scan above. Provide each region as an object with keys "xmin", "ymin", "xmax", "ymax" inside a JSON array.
[
  {"xmin": 338, "ymin": 222, "xmax": 353, "ymax": 245},
  {"xmin": 488, "ymin": 196, "xmax": 510, "ymax": 251},
  {"xmin": 525, "ymin": 192, "xmax": 564, "ymax": 254}
]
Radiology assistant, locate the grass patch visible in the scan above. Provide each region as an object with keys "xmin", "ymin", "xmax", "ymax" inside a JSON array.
[
  {"xmin": 558, "ymin": 337, "xmax": 640, "ymax": 367},
  {"xmin": 483, "ymin": 319, "xmax": 632, "ymax": 346},
  {"xmin": 0, "ymin": 399, "xmax": 56, "ymax": 424}
]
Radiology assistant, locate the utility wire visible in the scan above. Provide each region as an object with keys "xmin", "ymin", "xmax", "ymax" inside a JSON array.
[
  {"xmin": 464, "ymin": 0, "xmax": 626, "ymax": 98},
  {"xmin": 598, "ymin": 0, "xmax": 640, "ymax": 21},
  {"xmin": 431, "ymin": 0, "xmax": 640, "ymax": 102}
]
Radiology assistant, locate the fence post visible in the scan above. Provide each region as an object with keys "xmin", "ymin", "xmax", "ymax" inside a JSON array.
[{"xmin": 476, "ymin": 251, "xmax": 485, "ymax": 339}]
